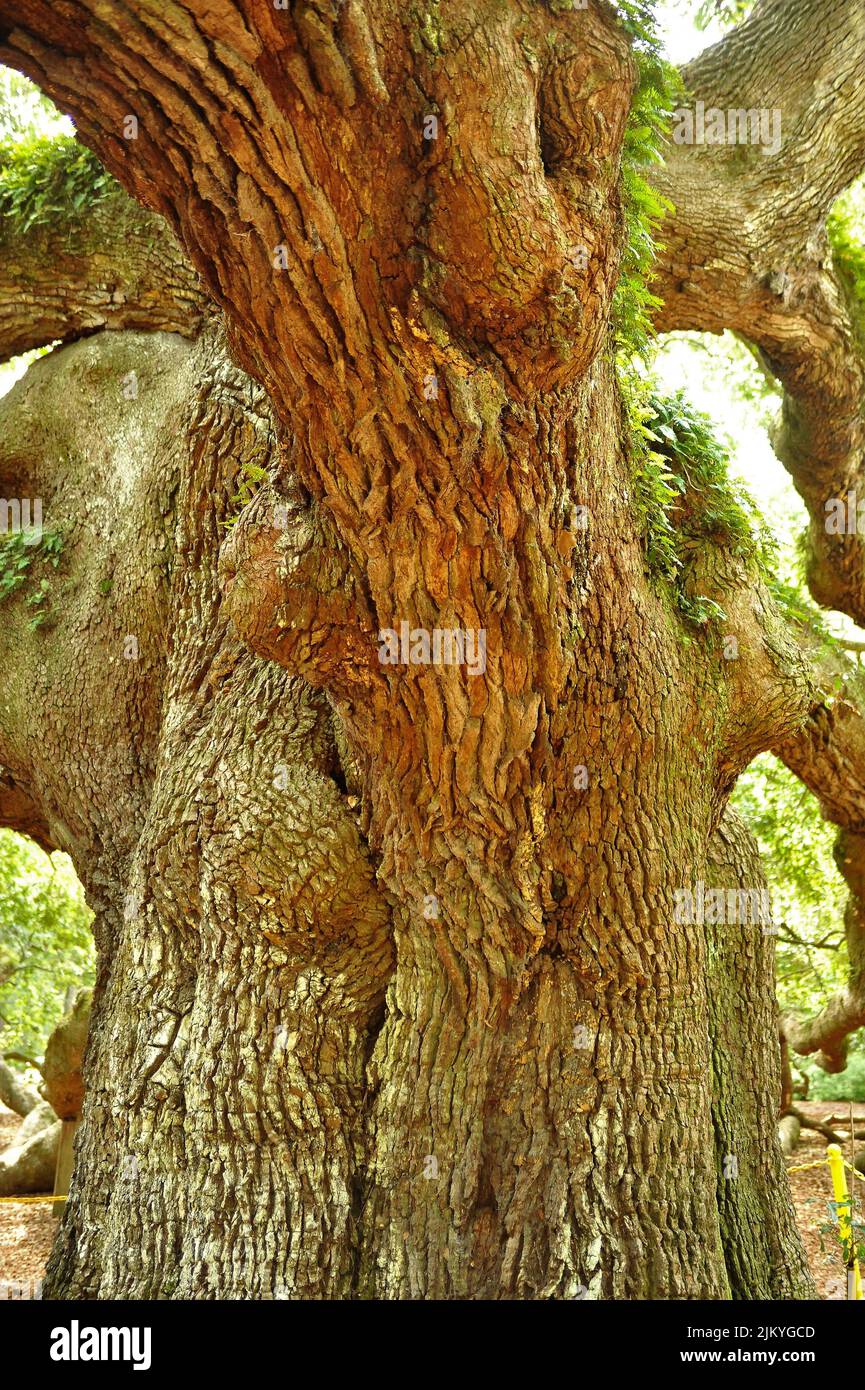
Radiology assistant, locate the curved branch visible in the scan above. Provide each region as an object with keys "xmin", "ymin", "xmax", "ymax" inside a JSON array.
[
  {"xmin": 0, "ymin": 768, "xmax": 54, "ymax": 851},
  {"xmin": 654, "ymin": 0, "xmax": 865, "ymax": 622},
  {"xmin": 0, "ymin": 1057, "xmax": 40, "ymax": 1117},
  {"xmin": 658, "ymin": 0, "xmax": 865, "ymax": 1066},
  {"xmin": 0, "ymin": 190, "xmax": 206, "ymax": 361}
]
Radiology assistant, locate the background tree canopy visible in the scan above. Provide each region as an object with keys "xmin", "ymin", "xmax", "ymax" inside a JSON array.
[{"xmin": 0, "ymin": 829, "xmax": 93, "ymax": 1068}]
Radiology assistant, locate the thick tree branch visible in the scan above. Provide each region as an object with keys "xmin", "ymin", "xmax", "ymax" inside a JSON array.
[
  {"xmin": 0, "ymin": 190, "xmax": 205, "ymax": 361},
  {"xmin": 658, "ymin": 1, "xmax": 865, "ymax": 1066},
  {"xmin": 0, "ymin": 1, "xmax": 634, "ymax": 404},
  {"xmin": 0, "ymin": 768, "xmax": 55, "ymax": 852},
  {"xmin": 654, "ymin": 0, "xmax": 865, "ymax": 622},
  {"xmin": 0, "ymin": 1056, "xmax": 40, "ymax": 1116}
]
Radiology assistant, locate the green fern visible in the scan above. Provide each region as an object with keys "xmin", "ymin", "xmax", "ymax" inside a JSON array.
[
  {"xmin": 612, "ymin": 2, "xmax": 679, "ymax": 359},
  {"xmin": 224, "ymin": 461, "xmax": 271, "ymax": 530},
  {"xmin": 627, "ymin": 382, "xmax": 775, "ymax": 623},
  {"xmin": 0, "ymin": 135, "xmax": 116, "ymax": 237}
]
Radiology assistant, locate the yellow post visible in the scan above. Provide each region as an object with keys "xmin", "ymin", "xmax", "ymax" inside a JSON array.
[{"xmin": 827, "ymin": 1144, "xmax": 863, "ymax": 1300}]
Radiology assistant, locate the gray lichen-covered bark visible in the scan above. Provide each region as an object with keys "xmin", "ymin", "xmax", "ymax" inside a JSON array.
[
  {"xmin": 0, "ymin": 322, "xmax": 813, "ymax": 1298},
  {"xmin": 1, "ymin": 324, "xmax": 390, "ymax": 1295},
  {"xmin": 705, "ymin": 811, "xmax": 814, "ymax": 1299}
]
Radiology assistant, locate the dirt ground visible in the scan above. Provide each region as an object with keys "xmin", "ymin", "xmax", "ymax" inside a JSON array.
[
  {"xmin": 786, "ymin": 1100, "xmax": 865, "ymax": 1300},
  {"xmin": 0, "ymin": 1098, "xmax": 863, "ymax": 1299},
  {"xmin": 0, "ymin": 1102, "xmax": 55, "ymax": 1298}
]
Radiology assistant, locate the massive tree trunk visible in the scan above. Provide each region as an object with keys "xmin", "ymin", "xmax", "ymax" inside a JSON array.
[
  {"xmin": 0, "ymin": 0, "xmax": 829, "ymax": 1298},
  {"xmin": 0, "ymin": 324, "xmax": 813, "ymax": 1298}
]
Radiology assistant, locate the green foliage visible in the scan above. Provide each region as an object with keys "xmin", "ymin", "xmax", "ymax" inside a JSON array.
[
  {"xmin": 767, "ymin": 576, "xmax": 851, "ymax": 678},
  {"xmin": 649, "ymin": 391, "xmax": 774, "ymax": 555},
  {"xmin": 0, "ymin": 527, "xmax": 65, "ymax": 630},
  {"xmin": 816, "ymin": 1183, "xmax": 865, "ymax": 1271},
  {"xmin": 828, "ymin": 177, "xmax": 865, "ymax": 349},
  {"xmin": 0, "ymin": 830, "xmax": 94, "ymax": 1068},
  {"xmin": 649, "ymin": 328, "xmax": 847, "ymax": 630},
  {"xmin": 628, "ymin": 382, "xmax": 774, "ymax": 621},
  {"xmin": 829, "ymin": 186, "xmax": 865, "ymax": 300},
  {"xmin": 615, "ymin": 0, "xmax": 666, "ymax": 50},
  {"xmin": 0, "ymin": 134, "xmax": 115, "ymax": 237},
  {"xmin": 616, "ymin": 146, "xmax": 671, "ymax": 358},
  {"xmin": 0, "ymin": 69, "xmax": 69, "ymax": 144},
  {"xmin": 732, "ymin": 752, "xmax": 865, "ymax": 1100},
  {"xmin": 692, "ymin": 0, "xmax": 752, "ymax": 29},
  {"xmin": 805, "ymin": 1050, "xmax": 865, "ymax": 1103},
  {"xmin": 733, "ymin": 754, "xmax": 848, "ymax": 1013},
  {"xmin": 0, "ymin": 68, "xmax": 124, "ymax": 252},
  {"xmin": 655, "ymin": 330, "xmax": 778, "ymax": 418},
  {"xmin": 613, "ymin": 3, "xmax": 679, "ymax": 358},
  {"xmin": 627, "ymin": 380, "xmax": 682, "ymax": 579}
]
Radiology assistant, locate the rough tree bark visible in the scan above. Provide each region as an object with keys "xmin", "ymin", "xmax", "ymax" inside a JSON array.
[
  {"xmin": 0, "ymin": 1057, "xmax": 39, "ymax": 1118},
  {"xmin": 0, "ymin": 321, "xmax": 390, "ymax": 1296},
  {"xmin": 0, "ymin": 0, "xmax": 835, "ymax": 1298},
  {"xmin": 705, "ymin": 811, "xmax": 813, "ymax": 1298},
  {"xmin": 653, "ymin": 0, "xmax": 865, "ymax": 603},
  {"xmin": 653, "ymin": 0, "xmax": 865, "ymax": 1076},
  {"xmin": 0, "ymin": 171, "xmax": 206, "ymax": 357}
]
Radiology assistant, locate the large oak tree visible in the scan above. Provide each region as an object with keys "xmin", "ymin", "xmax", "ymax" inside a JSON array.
[{"xmin": 0, "ymin": 0, "xmax": 863, "ymax": 1299}]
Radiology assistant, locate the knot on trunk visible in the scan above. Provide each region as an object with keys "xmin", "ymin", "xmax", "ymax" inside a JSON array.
[{"xmin": 220, "ymin": 483, "xmax": 380, "ymax": 696}]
